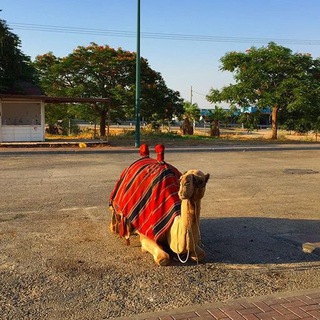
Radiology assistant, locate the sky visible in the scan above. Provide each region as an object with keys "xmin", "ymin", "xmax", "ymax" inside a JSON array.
[{"xmin": 1, "ymin": 0, "xmax": 320, "ymax": 109}]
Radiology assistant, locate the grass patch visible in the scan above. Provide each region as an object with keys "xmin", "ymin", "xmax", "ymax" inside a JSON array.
[{"xmin": 45, "ymin": 127, "xmax": 320, "ymax": 147}]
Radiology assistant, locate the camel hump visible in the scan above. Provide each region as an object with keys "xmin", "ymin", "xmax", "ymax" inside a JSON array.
[{"xmin": 109, "ymin": 147, "xmax": 182, "ymax": 241}]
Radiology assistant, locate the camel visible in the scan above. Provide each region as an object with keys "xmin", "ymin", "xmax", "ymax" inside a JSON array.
[{"xmin": 108, "ymin": 144, "xmax": 209, "ymax": 266}]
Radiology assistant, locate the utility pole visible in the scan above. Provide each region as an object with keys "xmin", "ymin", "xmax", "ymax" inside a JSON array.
[
  {"xmin": 135, "ymin": 0, "xmax": 141, "ymax": 147},
  {"xmin": 190, "ymin": 85, "xmax": 193, "ymax": 105}
]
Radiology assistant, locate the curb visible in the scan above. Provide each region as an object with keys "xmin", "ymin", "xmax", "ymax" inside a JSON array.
[
  {"xmin": 1, "ymin": 143, "xmax": 320, "ymax": 155},
  {"xmin": 113, "ymin": 288, "xmax": 320, "ymax": 320}
]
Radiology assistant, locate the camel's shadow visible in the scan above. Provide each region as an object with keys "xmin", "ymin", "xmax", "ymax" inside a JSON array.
[{"xmin": 199, "ymin": 217, "xmax": 320, "ymax": 265}]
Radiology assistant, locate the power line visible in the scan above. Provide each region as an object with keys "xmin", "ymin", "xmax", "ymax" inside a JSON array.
[
  {"xmin": 8, "ymin": 21, "xmax": 320, "ymax": 46},
  {"xmin": 192, "ymin": 90, "xmax": 207, "ymax": 97}
]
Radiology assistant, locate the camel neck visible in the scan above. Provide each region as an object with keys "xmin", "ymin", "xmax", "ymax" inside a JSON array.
[
  {"xmin": 180, "ymin": 197, "xmax": 199, "ymax": 225},
  {"xmin": 187, "ymin": 198, "xmax": 196, "ymax": 214}
]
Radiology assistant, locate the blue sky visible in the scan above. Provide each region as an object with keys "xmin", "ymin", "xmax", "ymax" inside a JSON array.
[{"xmin": 1, "ymin": 0, "xmax": 320, "ymax": 108}]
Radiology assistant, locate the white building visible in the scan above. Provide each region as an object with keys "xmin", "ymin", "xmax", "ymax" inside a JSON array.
[
  {"xmin": 0, "ymin": 83, "xmax": 109, "ymax": 143},
  {"xmin": 0, "ymin": 94, "xmax": 45, "ymax": 142}
]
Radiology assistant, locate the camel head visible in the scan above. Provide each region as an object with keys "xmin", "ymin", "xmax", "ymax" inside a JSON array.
[{"xmin": 178, "ymin": 170, "xmax": 210, "ymax": 200}]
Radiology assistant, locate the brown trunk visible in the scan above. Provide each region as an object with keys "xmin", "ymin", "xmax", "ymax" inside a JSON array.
[
  {"xmin": 92, "ymin": 103, "xmax": 97, "ymax": 139},
  {"xmin": 188, "ymin": 123, "xmax": 194, "ymax": 135},
  {"xmin": 100, "ymin": 111, "xmax": 106, "ymax": 137},
  {"xmin": 181, "ymin": 118, "xmax": 193, "ymax": 135},
  {"xmin": 106, "ymin": 107, "xmax": 110, "ymax": 143},
  {"xmin": 210, "ymin": 120, "xmax": 220, "ymax": 137},
  {"xmin": 271, "ymin": 105, "xmax": 279, "ymax": 140}
]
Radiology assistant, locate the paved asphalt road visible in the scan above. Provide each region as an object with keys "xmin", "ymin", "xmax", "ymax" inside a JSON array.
[{"xmin": 0, "ymin": 146, "xmax": 320, "ymax": 319}]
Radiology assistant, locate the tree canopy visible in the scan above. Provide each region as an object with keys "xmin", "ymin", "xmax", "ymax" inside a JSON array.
[
  {"xmin": 0, "ymin": 19, "xmax": 37, "ymax": 93},
  {"xmin": 34, "ymin": 43, "xmax": 184, "ymax": 136},
  {"xmin": 207, "ymin": 42, "xmax": 320, "ymax": 139}
]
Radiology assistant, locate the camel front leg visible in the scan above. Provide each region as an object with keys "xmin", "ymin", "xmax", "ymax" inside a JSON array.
[
  {"xmin": 190, "ymin": 244, "xmax": 205, "ymax": 263},
  {"xmin": 139, "ymin": 234, "xmax": 170, "ymax": 266},
  {"xmin": 189, "ymin": 224, "xmax": 205, "ymax": 263}
]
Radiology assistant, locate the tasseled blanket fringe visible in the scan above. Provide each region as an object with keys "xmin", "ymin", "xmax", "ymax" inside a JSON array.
[{"xmin": 110, "ymin": 206, "xmax": 131, "ymax": 245}]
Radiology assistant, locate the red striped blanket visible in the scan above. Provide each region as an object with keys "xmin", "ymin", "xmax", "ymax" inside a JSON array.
[{"xmin": 109, "ymin": 157, "xmax": 181, "ymax": 241}]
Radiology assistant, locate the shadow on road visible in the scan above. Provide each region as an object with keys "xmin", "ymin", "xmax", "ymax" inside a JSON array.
[{"xmin": 201, "ymin": 217, "xmax": 320, "ymax": 264}]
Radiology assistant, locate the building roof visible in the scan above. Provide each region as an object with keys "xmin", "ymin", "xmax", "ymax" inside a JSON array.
[
  {"xmin": 0, "ymin": 94, "xmax": 109, "ymax": 104},
  {"xmin": 5, "ymin": 80, "xmax": 45, "ymax": 95},
  {"xmin": 1, "ymin": 81, "xmax": 109, "ymax": 104}
]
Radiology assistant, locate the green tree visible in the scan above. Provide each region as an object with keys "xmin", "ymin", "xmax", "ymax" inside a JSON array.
[
  {"xmin": 313, "ymin": 116, "xmax": 320, "ymax": 142},
  {"xmin": 206, "ymin": 106, "xmax": 227, "ymax": 137},
  {"xmin": 0, "ymin": 19, "xmax": 37, "ymax": 93},
  {"xmin": 34, "ymin": 43, "xmax": 183, "ymax": 136},
  {"xmin": 180, "ymin": 101, "xmax": 200, "ymax": 135},
  {"xmin": 207, "ymin": 42, "xmax": 320, "ymax": 139},
  {"xmin": 239, "ymin": 112, "xmax": 258, "ymax": 132},
  {"xmin": 280, "ymin": 109, "xmax": 309, "ymax": 134}
]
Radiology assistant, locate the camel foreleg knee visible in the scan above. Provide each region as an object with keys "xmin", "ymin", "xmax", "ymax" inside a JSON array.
[{"xmin": 139, "ymin": 235, "xmax": 170, "ymax": 266}]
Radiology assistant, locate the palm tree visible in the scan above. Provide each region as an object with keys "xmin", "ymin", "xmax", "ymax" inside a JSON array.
[
  {"xmin": 207, "ymin": 106, "xmax": 227, "ymax": 137},
  {"xmin": 180, "ymin": 102, "xmax": 201, "ymax": 135}
]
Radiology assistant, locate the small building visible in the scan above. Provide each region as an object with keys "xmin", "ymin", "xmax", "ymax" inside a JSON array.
[
  {"xmin": 0, "ymin": 82, "xmax": 45, "ymax": 142},
  {"xmin": 241, "ymin": 106, "xmax": 271, "ymax": 128},
  {"xmin": 0, "ymin": 81, "xmax": 110, "ymax": 142},
  {"xmin": 240, "ymin": 106, "xmax": 271, "ymax": 115}
]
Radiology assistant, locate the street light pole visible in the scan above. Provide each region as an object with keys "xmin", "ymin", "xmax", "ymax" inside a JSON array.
[{"xmin": 135, "ymin": 0, "xmax": 141, "ymax": 147}]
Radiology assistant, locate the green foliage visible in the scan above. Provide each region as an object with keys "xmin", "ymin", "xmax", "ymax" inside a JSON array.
[
  {"xmin": 204, "ymin": 106, "xmax": 227, "ymax": 137},
  {"xmin": 281, "ymin": 118, "xmax": 296, "ymax": 132},
  {"xmin": 45, "ymin": 103, "xmax": 83, "ymax": 135},
  {"xmin": 280, "ymin": 103, "xmax": 320, "ymax": 135},
  {"xmin": 46, "ymin": 119, "xmax": 80, "ymax": 136},
  {"xmin": 207, "ymin": 42, "xmax": 320, "ymax": 139},
  {"xmin": 206, "ymin": 106, "xmax": 227, "ymax": 122},
  {"xmin": 293, "ymin": 119, "xmax": 312, "ymax": 134},
  {"xmin": 0, "ymin": 19, "xmax": 37, "ymax": 92},
  {"xmin": 34, "ymin": 43, "xmax": 183, "ymax": 136},
  {"xmin": 182, "ymin": 101, "xmax": 201, "ymax": 121},
  {"xmin": 239, "ymin": 112, "xmax": 260, "ymax": 132},
  {"xmin": 313, "ymin": 116, "xmax": 320, "ymax": 132}
]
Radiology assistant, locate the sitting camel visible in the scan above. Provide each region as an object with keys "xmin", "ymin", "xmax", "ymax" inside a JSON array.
[{"xmin": 109, "ymin": 144, "xmax": 209, "ymax": 266}]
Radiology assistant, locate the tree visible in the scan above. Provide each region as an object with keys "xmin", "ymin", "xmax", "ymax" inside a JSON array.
[
  {"xmin": 142, "ymin": 80, "xmax": 184, "ymax": 129},
  {"xmin": 207, "ymin": 42, "xmax": 320, "ymax": 139},
  {"xmin": 0, "ymin": 19, "xmax": 37, "ymax": 93},
  {"xmin": 180, "ymin": 101, "xmax": 201, "ymax": 135},
  {"xmin": 206, "ymin": 106, "xmax": 227, "ymax": 137},
  {"xmin": 34, "ymin": 43, "xmax": 183, "ymax": 136},
  {"xmin": 313, "ymin": 116, "xmax": 320, "ymax": 142}
]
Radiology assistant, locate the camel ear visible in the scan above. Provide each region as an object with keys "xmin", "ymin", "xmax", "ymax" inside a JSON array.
[
  {"xmin": 192, "ymin": 174, "xmax": 208, "ymax": 187},
  {"xmin": 205, "ymin": 173, "xmax": 210, "ymax": 183},
  {"xmin": 180, "ymin": 171, "xmax": 187, "ymax": 181}
]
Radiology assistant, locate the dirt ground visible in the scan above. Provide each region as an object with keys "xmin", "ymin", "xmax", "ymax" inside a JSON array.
[
  {"xmin": 0, "ymin": 147, "xmax": 320, "ymax": 319},
  {"xmin": 217, "ymin": 128, "xmax": 319, "ymax": 142},
  {"xmin": 45, "ymin": 127, "xmax": 320, "ymax": 145}
]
